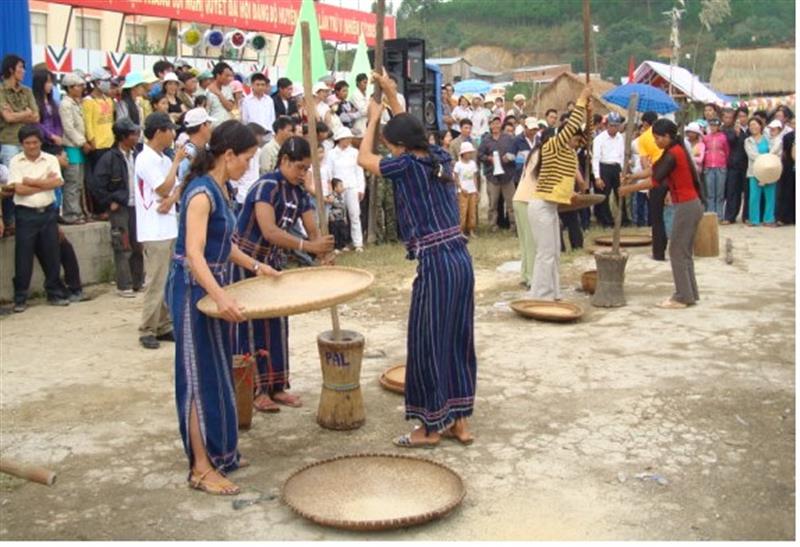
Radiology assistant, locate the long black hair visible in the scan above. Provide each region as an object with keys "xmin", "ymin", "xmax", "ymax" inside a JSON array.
[
  {"xmin": 120, "ymin": 87, "xmax": 140, "ymax": 125},
  {"xmin": 184, "ymin": 120, "xmax": 258, "ymax": 193},
  {"xmin": 652, "ymin": 118, "xmax": 705, "ymax": 203},
  {"xmin": 32, "ymin": 69, "xmax": 56, "ymax": 116}
]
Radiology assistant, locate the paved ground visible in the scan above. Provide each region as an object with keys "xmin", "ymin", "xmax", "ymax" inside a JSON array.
[{"xmin": 0, "ymin": 223, "xmax": 794, "ymax": 540}]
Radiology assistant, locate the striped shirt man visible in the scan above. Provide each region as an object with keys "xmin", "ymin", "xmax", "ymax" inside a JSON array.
[{"xmin": 533, "ymin": 101, "xmax": 586, "ymax": 204}]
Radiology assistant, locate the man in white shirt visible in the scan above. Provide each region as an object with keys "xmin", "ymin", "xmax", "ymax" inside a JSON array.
[
  {"xmin": 259, "ymin": 115, "xmax": 295, "ymax": 175},
  {"xmin": 326, "ymin": 127, "xmax": 366, "ymax": 251},
  {"xmin": 313, "ymin": 82, "xmax": 335, "ymax": 128},
  {"xmin": 135, "ymin": 112, "xmax": 186, "ymax": 349},
  {"xmin": 591, "ymin": 111, "xmax": 626, "ymax": 228},
  {"xmin": 241, "ymin": 73, "xmax": 275, "ymax": 136},
  {"xmin": 205, "ymin": 62, "xmax": 235, "ymax": 128},
  {"xmin": 7, "ymin": 125, "xmax": 68, "ymax": 311},
  {"xmin": 234, "ymin": 123, "xmax": 268, "ymax": 208},
  {"xmin": 350, "ymin": 73, "xmax": 369, "ymax": 137}
]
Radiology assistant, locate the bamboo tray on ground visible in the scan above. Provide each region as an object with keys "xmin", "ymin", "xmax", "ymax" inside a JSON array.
[
  {"xmin": 557, "ymin": 193, "xmax": 605, "ymax": 212},
  {"xmin": 594, "ymin": 234, "xmax": 652, "ymax": 247},
  {"xmin": 510, "ymin": 299, "xmax": 585, "ymax": 322},
  {"xmin": 282, "ymin": 453, "xmax": 465, "ymax": 531},
  {"xmin": 197, "ymin": 267, "xmax": 374, "ymax": 319},
  {"xmin": 379, "ymin": 364, "xmax": 406, "ymax": 394}
]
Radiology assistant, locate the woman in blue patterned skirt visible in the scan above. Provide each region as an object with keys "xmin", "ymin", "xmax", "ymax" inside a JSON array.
[
  {"xmin": 168, "ymin": 120, "xmax": 279, "ymax": 496},
  {"xmin": 232, "ymin": 137, "xmax": 334, "ymax": 413},
  {"xmin": 358, "ymin": 71, "xmax": 477, "ymax": 448}
]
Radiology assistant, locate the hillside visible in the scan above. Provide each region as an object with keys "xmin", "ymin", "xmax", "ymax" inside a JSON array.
[{"xmin": 396, "ymin": 0, "xmax": 796, "ymax": 83}]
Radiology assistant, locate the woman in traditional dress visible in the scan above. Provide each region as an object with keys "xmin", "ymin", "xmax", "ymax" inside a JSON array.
[
  {"xmin": 358, "ymin": 71, "xmax": 477, "ymax": 448},
  {"xmin": 620, "ymin": 119, "xmax": 705, "ymax": 309},
  {"xmin": 232, "ymin": 137, "xmax": 334, "ymax": 412},
  {"xmin": 168, "ymin": 120, "xmax": 279, "ymax": 496}
]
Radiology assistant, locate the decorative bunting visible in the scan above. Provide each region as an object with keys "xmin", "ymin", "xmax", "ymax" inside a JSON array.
[
  {"xmin": 44, "ymin": 46, "xmax": 72, "ymax": 74},
  {"xmin": 105, "ymin": 52, "xmax": 131, "ymax": 77}
]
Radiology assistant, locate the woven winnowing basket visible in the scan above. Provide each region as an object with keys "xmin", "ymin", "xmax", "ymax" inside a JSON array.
[
  {"xmin": 558, "ymin": 193, "xmax": 605, "ymax": 213},
  {"xmin": 594, "ymin": 234, "xmax": 652, "ymax": 247},
  {"xmin": 510, "ymin": 299, "xmax": 585, "ymax": 322},
  {"xmin": 197, "ymin": 266, "xmax": 375, "ymax": 319},
  {"xmin": 282, "ymin": 453, "xmax": 466, "ymax": 531}
]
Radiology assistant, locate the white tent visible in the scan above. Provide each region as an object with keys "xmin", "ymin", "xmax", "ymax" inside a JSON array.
[{"xmin": 633, "ymin": 60, "xmax": 725, "ymax": 104}]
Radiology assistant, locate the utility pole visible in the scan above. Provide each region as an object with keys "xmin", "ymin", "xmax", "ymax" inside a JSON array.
[{"xmin": 663, "ymin": 0, "xmax": 685, "ymax": 97}]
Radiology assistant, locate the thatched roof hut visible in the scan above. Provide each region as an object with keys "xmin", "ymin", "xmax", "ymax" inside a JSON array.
[
  {"xmin": 531, "ymin": 72, "xmax": 624, "ymax": 118},
  {"xmin": 710, "ymin": 48, "xmax": 795, "ymax": 96}
]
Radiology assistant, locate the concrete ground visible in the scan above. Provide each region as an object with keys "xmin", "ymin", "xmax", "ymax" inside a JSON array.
[{"xmin": 0, "ymin": 223, "xmax": 794, "ymax": 540}]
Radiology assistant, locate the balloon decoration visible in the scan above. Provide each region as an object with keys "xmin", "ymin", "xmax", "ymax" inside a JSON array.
[
  {"xmin": 225, "ymin": 30, "xmax": 246, "ymax": 50},
  {"xmin": 203, "ymin": 29, "xmax": 225, "ymax": 49},
  {"xmin": 246, "ymin": 32, "xmax": 268, "ymax": 52},
  {"xmin": 178, "ymin": 26, "xmax": 202, "ymax": 48}
]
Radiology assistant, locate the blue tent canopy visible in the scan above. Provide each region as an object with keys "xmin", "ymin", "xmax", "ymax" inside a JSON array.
[
  {"xmin": 454, "ymin": 79, "xmax": 492, "ymax": 95},
  {"xmin": 0, "ymin": 0, "xmax": 33, "ymax": 86}
]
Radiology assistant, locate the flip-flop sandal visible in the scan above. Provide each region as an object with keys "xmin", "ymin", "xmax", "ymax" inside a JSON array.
[
  {"xmin": 238, "ymin": 457, "xmax": 251, "ymax": 469},
  {"xmin": 441, "ymin": 429, "xmax": 475, "ymax": 446},
  {"xmin": 271, "ymin": 393, "xmax": 303, "ymax": 408},
  {"xmin": 253, "ymin": 395, "xmax": 280, "ymax": 413},
  {"xmin": 656, "ymin": 299, "xmax": 687, "ymax": 309},
  {"xmin": 188, "ymin": 469, "xmax": 241, "ymax": 496},
  {"xmin": 393, "ymin": 433, "xmax": 439, "ymax": 449}
]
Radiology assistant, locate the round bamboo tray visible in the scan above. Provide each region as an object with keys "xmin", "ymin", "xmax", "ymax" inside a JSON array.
[
  {"xmin": 197, "ymin": 266, "xmax": 374, "ymax": 319},
  {"xmin": 557, "ymin": 193, "xmax": 605, "ymax": 213},
  {"xmin": 282, "ymin": 453, "xmax": 465, "ymax": 531},
  {"xmin": 594, "ymin": 234, "xmax": 652, "ymax": 247},
  {"xmin": 379, "ymin": 364, "xmax": 406, "ymax": 395},
  {"xmin": 510, "ymin": 299, "xmax": 584, "ymax": 322}
]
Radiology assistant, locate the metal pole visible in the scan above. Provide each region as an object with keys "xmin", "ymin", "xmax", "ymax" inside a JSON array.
[
  {"xmin": 272, "ymin": 34, "xmax": 283, "ymax": 67},
  {"xmin": 162, "ymin": 19, "xmax": 174, "ymax": 58},
  {"xmin": 62, "ymin": 6, "xmax": 74, "ymax": 48},
  {"xmin": 115, "ymin": 14, "xmax": 127, "ymax": 52}
]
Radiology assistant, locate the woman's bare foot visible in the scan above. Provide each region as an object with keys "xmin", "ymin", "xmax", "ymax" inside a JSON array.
[
  {"xmin": 253, "ymin": 393, "xmax": 280, "ymax": 413},
  {"xmin": 271, "ymin": 391, "xmax": 302, "ymax": 408},
  {"xmin": 443, "ymin": 418, "xmax": 474, "ymax": 445}
]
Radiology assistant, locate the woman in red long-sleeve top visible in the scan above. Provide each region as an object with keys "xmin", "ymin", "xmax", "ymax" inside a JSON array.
[{"xmin": 621, "ymin": 119, "xmax": 705, "ymax": 309}]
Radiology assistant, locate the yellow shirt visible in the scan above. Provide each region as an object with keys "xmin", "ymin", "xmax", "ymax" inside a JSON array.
[
  {"xmin": 533, "ymin": 103, "xmax": 586, "ymax": 204},
  {"xmin": 638, "ymin": 127, "xmax": 663, "ymax": 165},
  {"xmin": 7, "ymin": 151, "xmax": 61, "ymax": 208},
  {"xmin": 82, "ymin": 95, "xmax": 115, "ymax": 149}
]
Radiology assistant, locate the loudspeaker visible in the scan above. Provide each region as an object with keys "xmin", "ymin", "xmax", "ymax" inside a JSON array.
[{"xmin": 369, "ymin": 38, "xmax": 439, "ymax": 132}]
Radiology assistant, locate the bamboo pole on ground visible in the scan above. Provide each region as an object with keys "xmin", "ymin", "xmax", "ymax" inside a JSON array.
[
  {"xmin": 366, "ymin": 0, "xmax": 385, "ymax": 245},
  {"xmin": 301, "ymin": 22, "xmax": 340, "ymax": 340},
  {"xmin": 0, "ymin": 458, "xmax": 57, "ymax": 486}
]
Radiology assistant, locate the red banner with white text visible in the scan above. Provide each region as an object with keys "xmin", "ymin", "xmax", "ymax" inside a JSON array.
[{"xmin": 43, "ymin": 0, "xmax": 396, "ymax": 45}]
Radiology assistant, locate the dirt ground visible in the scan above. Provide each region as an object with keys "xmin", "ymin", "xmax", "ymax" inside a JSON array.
[{"xmin": 0, "ymin": 223, "xmax": 794, "ymax": 540}]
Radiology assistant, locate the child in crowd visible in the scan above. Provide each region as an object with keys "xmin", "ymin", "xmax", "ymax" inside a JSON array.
[
  {"xmin": 453, "ymin": 142, "xmax": 479, "ymax": 237},
  {"xmin": 326, "ymin": 178, "xmax": 350, "ymax": 252}
]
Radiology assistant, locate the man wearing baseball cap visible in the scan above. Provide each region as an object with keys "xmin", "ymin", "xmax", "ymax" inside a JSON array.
[
  {"xmin": 91, "ymin": 118, "xmax": 144, "ymax": 297},
  {"xmin": 592, "ymin": 111, "xmax": 627, "ymax": 227},
  {"xmin": 134, "ymin": 112, "xmax": 186, "ymax": 349},
  {"xmin": 177, "ymin": 108, "xmax": 214, "ymax": 186},
  {"xmin": 59, "ymin": 72, "xmax": 89, "ymax": 224}
]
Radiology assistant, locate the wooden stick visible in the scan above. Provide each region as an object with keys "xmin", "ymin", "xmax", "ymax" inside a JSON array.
[
  {"xmin": 582, "ymin": 0, "xmax": 591, "ymax": 84},
  {"xmin": 366, "ymin": 0, "xmax": 386, "ymax": 245},
  {"xmin": 301, "ymin": 22, "xmax": 341, "ymax": 340},
  {"xmin": 0, "ymin": 458, "xmax": 56, "ymax": 486},
  {"xmin": 613, "ymin": 93, "xmax": 639, "ymax": 254}
]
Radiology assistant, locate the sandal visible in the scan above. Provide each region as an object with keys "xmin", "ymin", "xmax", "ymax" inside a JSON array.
[
  {"xmin": 393, "ymin": 430, "xmax": 440, "ymax": 449},
  {"xmin": 253, "ymin": 394, "xmax": 280, "ymax": 413},
  {"xmin": 188, "ymin": 469, "xmax": 241, "ymax": 496},
  {"xmin": 656, "ymin": 298, "xmax": 688, "ymax": 309},
  {"xmin": 271, "ymin": 391, "xmax": 303, "ymax": 408}
]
